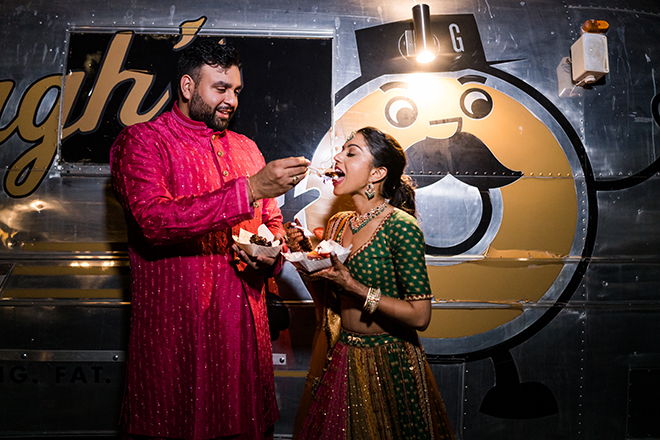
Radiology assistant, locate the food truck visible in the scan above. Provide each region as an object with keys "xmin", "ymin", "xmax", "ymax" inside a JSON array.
[{"xmin": 1, "ymin": 0, "xmax": 659, "ymax": 438}]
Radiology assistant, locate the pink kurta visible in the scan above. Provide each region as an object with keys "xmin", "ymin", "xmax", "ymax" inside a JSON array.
[{"xmin": 110, "ymin": 104, "xmax": 282, "ymax": 439}]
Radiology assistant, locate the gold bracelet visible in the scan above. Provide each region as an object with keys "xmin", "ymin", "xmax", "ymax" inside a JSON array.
[
  {"xmin": 363, "ymin": 287, "xmax": 381, "ymax": 314},
  {"xmin": 246, "ymin": 176, "xmax": 260, "ymax": 209}
]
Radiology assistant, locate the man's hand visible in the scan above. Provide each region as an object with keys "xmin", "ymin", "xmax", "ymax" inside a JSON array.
[
  {"xmin": 231, "ymin": 233, "xmax": 284, "ymax": 276},
  {"xmin": 249, "ymin": 157, "xmax": 310, "ymax": 200}
]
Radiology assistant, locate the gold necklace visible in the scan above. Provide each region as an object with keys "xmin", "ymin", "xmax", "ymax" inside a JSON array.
[{"xmin": 349, "ymin": 202, "xmax": 388, "ymax": 234}]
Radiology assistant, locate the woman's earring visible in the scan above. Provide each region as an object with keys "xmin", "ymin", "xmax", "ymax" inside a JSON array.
[{"xmin": 365, "ymin": 182, "xmax": 375, "ymax": 200}]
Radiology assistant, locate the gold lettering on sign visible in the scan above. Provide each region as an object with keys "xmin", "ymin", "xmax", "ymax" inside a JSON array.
[
  {"xmin": 174, "ymin": 17, "xmax": 207, "ymax": 50},
  {"xmin": 2, "ymin": 75, "xmax": 61, "ymax": 198},
  {"xmin": 0, "ymin": 18, "xmax": 202, "ymax": 197},
  {"xmin": 61, "ymin": 31, "xmax": 171, "ymax": 138}
]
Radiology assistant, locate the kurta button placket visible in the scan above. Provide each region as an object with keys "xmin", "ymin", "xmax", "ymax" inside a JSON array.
[{"xmin": 210, "ymin": 135, "xmax": 227, "ymax": 178}]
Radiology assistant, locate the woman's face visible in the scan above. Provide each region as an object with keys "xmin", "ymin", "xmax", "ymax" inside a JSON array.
[{"xmin": 332, "ymin": 132, "xmax": 375, "ymax": 196}]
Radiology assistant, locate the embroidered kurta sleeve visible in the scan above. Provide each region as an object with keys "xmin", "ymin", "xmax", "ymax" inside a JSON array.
[{"xmin": 111, "ymin": 124, "xmax": 255, "ymax": 245}]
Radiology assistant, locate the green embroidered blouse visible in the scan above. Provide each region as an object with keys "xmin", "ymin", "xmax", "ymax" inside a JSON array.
[{"xmin": 329, "ymin": 208, "xmax": 433, "ymax": 302}]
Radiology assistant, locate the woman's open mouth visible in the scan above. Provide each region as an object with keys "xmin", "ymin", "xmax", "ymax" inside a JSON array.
[{"xmin": 327, "ymin": 168, "xmax": 345, "ymax": 185}]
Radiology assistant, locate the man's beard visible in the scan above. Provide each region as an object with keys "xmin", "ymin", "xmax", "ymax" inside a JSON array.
[{"xmin": 188, "ymin": 89, "xmax": 234, "ymax": 132}]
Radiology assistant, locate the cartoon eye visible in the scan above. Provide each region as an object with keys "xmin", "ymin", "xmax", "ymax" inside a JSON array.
[
  {"xmin": 384, "ymin": 96, "xmax": 418, "ymax": 128},
  {"xmin": 460, "ymin": 88, "xmax": 493, "ymax": 120}
]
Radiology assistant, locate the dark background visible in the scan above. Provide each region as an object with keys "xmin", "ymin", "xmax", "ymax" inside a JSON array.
[{"xmin": 61, "ymin": 32, "xmax": 332, "ymax": 164}]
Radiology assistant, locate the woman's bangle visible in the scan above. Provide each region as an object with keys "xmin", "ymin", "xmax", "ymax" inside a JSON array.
[
  {"xmin": 363, "ymin": 287, "xmax": 381, "ymax": 314},
  {"xmin": 246, "ymin": 176, "xmax": 260, "ymax": 209}
]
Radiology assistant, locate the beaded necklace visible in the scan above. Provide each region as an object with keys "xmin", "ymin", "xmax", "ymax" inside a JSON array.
[{"xmin": 349, "ymin": 202, "xmax": 388, "ymax": 234}]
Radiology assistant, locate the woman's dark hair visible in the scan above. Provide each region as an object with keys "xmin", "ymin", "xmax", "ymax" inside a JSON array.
[
  {"xmin": 358, "ymin": 126, "xmax": 417, "ymax": 217},
  {"xmin": 176, "ymin": 38, "xmax": 241, "ymax": 87}
]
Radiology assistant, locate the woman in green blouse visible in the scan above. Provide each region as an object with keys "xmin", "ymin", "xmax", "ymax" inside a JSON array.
[{"xmin": 293, "ymin": 127, "xmax": 455, "ymax": 440}]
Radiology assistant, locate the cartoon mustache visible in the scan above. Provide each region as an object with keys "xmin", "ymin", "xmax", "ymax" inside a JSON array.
[{"xmin": 404, "ymin": 131, "xmax": 523, "ymax": 190}]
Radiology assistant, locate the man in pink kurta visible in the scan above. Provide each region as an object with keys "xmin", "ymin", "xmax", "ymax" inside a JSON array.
[{"xmin": 110, "ymin": 39, "xmax": 309, "ymax": 440}]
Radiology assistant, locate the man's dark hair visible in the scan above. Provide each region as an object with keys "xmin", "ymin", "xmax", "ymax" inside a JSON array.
[{"xmin": 176, "ymin": 38, "xmax": 242, "ymax": 85}]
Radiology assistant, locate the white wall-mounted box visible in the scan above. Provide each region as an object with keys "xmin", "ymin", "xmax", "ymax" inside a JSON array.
[{"xmin": 570, "ymin": 32, "xmax": 609, "ymax": 85}]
